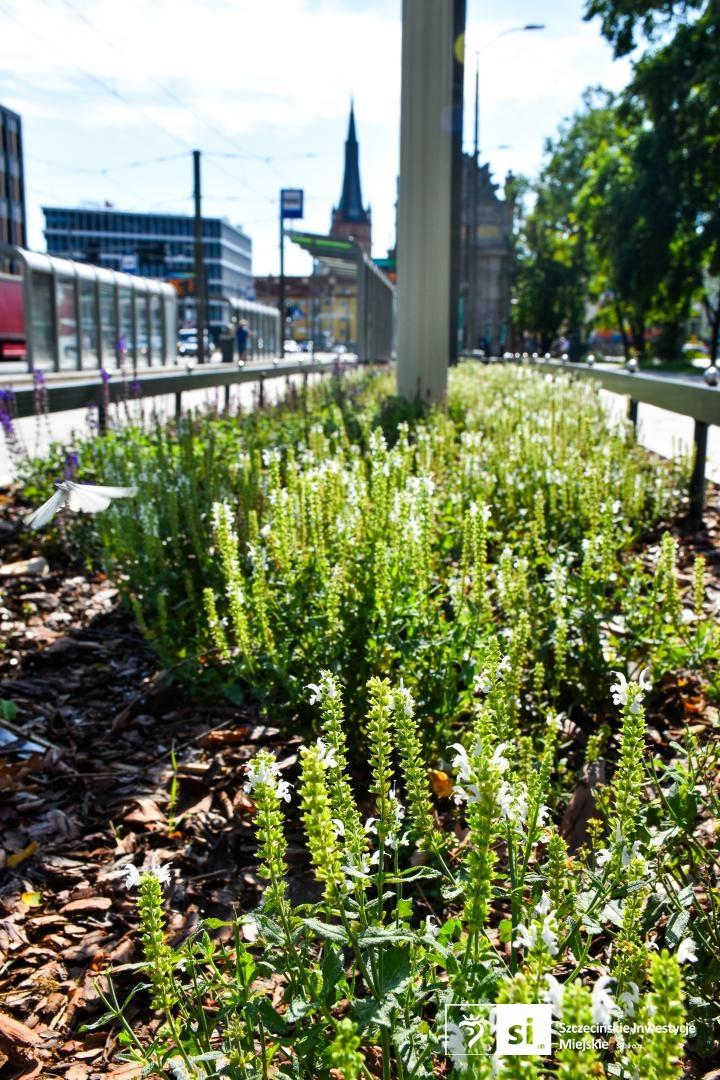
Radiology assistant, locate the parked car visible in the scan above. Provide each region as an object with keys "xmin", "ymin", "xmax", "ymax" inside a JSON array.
[
  {"xmin": 177, "ymin": 328, "xmax": 213, "ymax": 359},
  {"xmin": 283, "ymin": 339, "xmax": 300, "ymax": 354}
]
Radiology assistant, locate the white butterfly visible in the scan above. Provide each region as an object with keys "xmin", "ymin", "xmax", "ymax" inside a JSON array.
[{"xmin": 25, "ymin": 481, "xmax": 137, "ymax": 530}]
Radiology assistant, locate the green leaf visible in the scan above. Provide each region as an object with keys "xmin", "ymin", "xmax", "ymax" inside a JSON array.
[
  {"xmin": 255, "ymin": 997, "xmax": 288, "ymax": 1034},
  {"xmin": 358, "ymin": 926, "xmax": 414, "ymax": 947},
  {"xmin": 498, "ymin": 918, "xmax": 513, "ymax": 944},
  {"xmin": 285, "ymin": 996, "xmax": 315, "ymax": 1023},
  {"xmin": 303, "ymin": 918, "xmax": 349, "ymax": 945},
  {"xmin": 378, "ymin": 945, "xmax": 411, "ymax": 997},
  {"xmin": 665, "ymin": 909, "xmax": 690, "ymax": 948},
  {"xmin": 0, "ymin": 700, "xmax": 18, "ymax": 722},
  {"xmin": 320, "ymin": 945, "xmax": 345, "ymax": 1006}
]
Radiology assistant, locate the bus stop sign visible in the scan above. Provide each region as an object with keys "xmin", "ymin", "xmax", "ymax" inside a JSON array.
[{"xmin": 281, "ymin": 189, "xmax": 304, "ymax": 219}]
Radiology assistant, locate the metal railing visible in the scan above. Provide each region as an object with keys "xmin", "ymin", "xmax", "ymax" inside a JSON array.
[
  {"xmin": 4, "ymin": 357, "xmax": 345, "ymax": 433},
  {"xmin": 472, "ymin": 355, "xmax": 719, "ymax": 524}
]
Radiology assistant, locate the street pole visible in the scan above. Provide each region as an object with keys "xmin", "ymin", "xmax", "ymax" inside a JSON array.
[
  {"xmin": 193, "ymin": 150, "xmax": 207, "ymax": 362},
  {"xmin": 449, "ymin": 0, "xmax": 467, "ymax": 365},
  {"xmin": 466, "ymin": 56, "xmax": 479, "ymax": 352},
  {"xmin": 278, "ymin": 208, "xmax": 286, "ymax": 358},
  {"xmin": 396, "ymin": 0, "xmax": 455, "ymax": 402}
]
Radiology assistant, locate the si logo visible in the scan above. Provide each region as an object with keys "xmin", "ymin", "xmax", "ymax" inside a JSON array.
[{"xmin": 495, "ymin": 1004, "xmax": 553, "ymax": 1056}]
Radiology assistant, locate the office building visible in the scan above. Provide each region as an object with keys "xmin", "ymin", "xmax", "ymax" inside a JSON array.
[
  {"xmin": 42, "ymin": 206, "xmax": 252, "ymax": 338},
  {"xmin": 0, "ymin": 104, "xmax": 27, "ymax": 250}
]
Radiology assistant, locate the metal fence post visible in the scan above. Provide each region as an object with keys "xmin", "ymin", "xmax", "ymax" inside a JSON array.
[
  {"xmin": 628, "ymin": 398, "xmax": 638, "ymax": 427},
  {"xmin": 175, "ymin": 391, "xmax": 182, "ymax": 419},
  {"xmin": 689, "ymin": 419, "xmax": 708, "ymax": 526}
]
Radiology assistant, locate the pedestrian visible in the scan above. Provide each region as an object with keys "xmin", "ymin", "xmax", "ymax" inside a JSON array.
[{"xmin": 236, "ymin": 320, "xmax": 251, "ymax": 361}]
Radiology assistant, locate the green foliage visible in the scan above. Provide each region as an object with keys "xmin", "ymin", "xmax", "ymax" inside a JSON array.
[
  {"xmin": 102, "ymin": 675, "xmax": 706, "ymax": 1078},
  {"xmin": 28, "ymin": 366, "xmax": 707, "ymax": 757}
]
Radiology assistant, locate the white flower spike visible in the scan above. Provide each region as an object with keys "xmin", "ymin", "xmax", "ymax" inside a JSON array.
[{"xmin": 120, "ymin": 854, "xmax": 172, "ymax": 889}]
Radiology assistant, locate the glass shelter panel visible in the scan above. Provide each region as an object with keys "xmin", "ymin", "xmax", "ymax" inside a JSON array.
[
  {"xmin": 55, "ymin": 277, "xmax": 78, "ymax": 370},
  {"xmin": 150, "ymin": 294, "xmax": 163, "ymax": 364},
  {"xmin": 79, "ymin": 280, "xmax": 99, "ymax": 368},
  {"xmin": 136, "ymin": 297, "xmax": 149, "ymax": 366},
  {"xmin": 30, "ymin": 271, "xmax": 55, "ymax": 371},
  {"xmin": 119, "ymin": 287, "xmax": 134, "ymax": 364},
  {"xmin": 99, "ymin": 284, "xmax": 117, "ymax": 367}
]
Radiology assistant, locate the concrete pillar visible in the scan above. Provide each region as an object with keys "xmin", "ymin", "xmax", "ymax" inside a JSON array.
[{"xmin": 396, "ymin": 0, "xmax": 456, "ymax": 402}]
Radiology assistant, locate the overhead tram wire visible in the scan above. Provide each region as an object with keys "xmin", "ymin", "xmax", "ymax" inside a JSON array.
[
  {"xmin": 51, "ymin": 0, "xmax": 287, "ymax": 186},
  {"xmin": 0, "ymin": 0, "xmax": 195, "ymax": 153}
]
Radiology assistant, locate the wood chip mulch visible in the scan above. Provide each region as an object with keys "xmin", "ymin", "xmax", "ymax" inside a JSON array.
[{"xmin": 0, "ymin": 484, "xmax": 718, "ymax": 1078}]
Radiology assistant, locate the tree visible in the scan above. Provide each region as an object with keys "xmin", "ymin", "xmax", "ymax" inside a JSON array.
[{"xmin": 584, "ymin": 0, "xmax": 705, "ymax": 57}]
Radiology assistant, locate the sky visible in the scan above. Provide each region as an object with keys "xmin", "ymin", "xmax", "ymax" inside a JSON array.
[{"xmin": 0, "ymin": 0, "xmax": 633, "ymax": 278}]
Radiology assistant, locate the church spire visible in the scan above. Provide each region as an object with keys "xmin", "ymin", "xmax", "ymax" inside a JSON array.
[{"xmin": 337, "ymin": 100, "xmax": 369, "ymax": 224}]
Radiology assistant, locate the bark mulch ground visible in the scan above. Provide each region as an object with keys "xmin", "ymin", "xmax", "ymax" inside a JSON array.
[{"xmin": 0, "ymin": 483, "xmax": 719, "ymax": 1078}]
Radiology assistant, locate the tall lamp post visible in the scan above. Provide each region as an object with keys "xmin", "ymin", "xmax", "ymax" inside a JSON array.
[{"xmin": 465, "ymin": 23, "xmax": 544, "ymax": 352}]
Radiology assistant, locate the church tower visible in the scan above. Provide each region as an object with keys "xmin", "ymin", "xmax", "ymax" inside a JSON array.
[{"xmin": 330, "ymin": 102, "xmax": 372, "ymax": 254}]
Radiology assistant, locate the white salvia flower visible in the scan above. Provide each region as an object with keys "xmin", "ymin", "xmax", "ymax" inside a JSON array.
[
  {"xmin": 450, "ymin": 743, "xmax": 472, "ymax": 782},
  {"xmin": 677, "ymin": 937, "xmax": 698, "ymax": 964},
  {"xmin": 394, "ymin": 680, "xmax": 414, "ymax": 718},
  {"xmin": 453, "ymin": 782, "xmax": 482, "ymax": 807},
  {"xmin": 535, "ymin": 892, "xmax": 552, "ymax": 916},
  {"xmin": 619, "ymin": 982, "xmax": 640, "ymax": 1017},
  {"xmin": 592, "ymin": 976, "xmax": 620, "ymax": 1027},
  {"xmin": 544, "ymin": 973, "xmax": 565, "ymax": 1017},
  {"xmin": 540, "ymin": 916, "xmax": 559, "ymax": 956},
  {"xmin": 425, "ymin": 915, "xmax": 440, "ymax": 938},
  {"xmin": 364, "ymin": 817, "xmax": 378, "ymax": 836},
  {"xmin": 120, "ymin": 854, "xmax": 172, "ymax": 890},
  {"xmin": 167, "ymin": 1058, "xmax": 193, "ymax": 1080},
  {"xmin": 306, "ymin": 683, "xmax": 323, "ymax": 705},
  {"xmin": 497, "ymin": 781, "xmax": 528, "ymax": 826},
  {"xmin": 211, "ymin": 501, "xmax": 234, "ymax": 532},
  {"xmin": 610, "ymin": 668, "xmax": 651, "ymax": 713},
  {"xmin": 259, "ymin": 523, "xmax": 271, "ymax": 539},
  {"xmin": 547, "ymin": 714, "xmax": 563, "ymax": 732},
  {"xmin": 474, "ymin": 672, "xmax": 492, "ymax": 694},
  {"xmin": 513, "ymin": 923, "xmax": 535, "ymax": 951},
  {"xmin": 315, "ymin": 739, "xmax": 337, "ymax": 769},
  {"xmin": 497, "ymin": 655, "xmax": 512, "ymax": 675},
  {"xmin": 491, "ymin": 743, "xmax": 510, "ymax": 773},
  {"xmin": 610, "ymin": 671, "xmax": 630, "ymax": 707},
  {"xmin": 120, "ymin": 863, "xmax": 141, "ymax": 889},
  {"xmin": 243, "ymin": 755, "xmax": 292, "ymax": 803}
]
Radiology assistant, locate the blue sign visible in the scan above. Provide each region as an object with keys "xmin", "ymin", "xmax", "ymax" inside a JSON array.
[{"xmin": 281, "ymin": 188, "xmax": 304, "ymax": 219}]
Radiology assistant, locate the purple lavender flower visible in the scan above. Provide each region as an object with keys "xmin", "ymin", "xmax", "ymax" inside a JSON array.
[
  {"xmin": 100, "ymin": 368, "xmax": 112, "ymax": 384},
  {"xmin": 64, "ymin": 450, "xmax": 80, "ymax": 480},
  {"xmin": 32, "ymin": 369, "xmax": 46, "ymax": 385}
]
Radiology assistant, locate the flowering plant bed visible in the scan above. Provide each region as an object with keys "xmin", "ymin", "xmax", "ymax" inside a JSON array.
[{"xmin": 4, "ymin": 364, "xmax": 720, "ymax": 1077}]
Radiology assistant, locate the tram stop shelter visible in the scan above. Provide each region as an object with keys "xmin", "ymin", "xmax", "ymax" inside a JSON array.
[
  {"xmin": 0, "ymin": 244, "xmax": 177, "ymax": 373},
  {"xmin": 288, "ymin": 232, "xmax": 395, "ymax": 362}
]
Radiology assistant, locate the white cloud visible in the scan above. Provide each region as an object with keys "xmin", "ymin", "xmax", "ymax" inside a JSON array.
[{"xmin": 1, "ymin": 0, "xmax": 630, "ymax": 274}]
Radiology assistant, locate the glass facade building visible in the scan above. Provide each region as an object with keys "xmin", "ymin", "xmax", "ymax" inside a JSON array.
[
  {"xmin": 42, "ymin": 207, "xmax": 252, "ymax": 340},
  {"xmin": 0, "ymin": 105, "xmax": 27, "ymax": 252}
]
